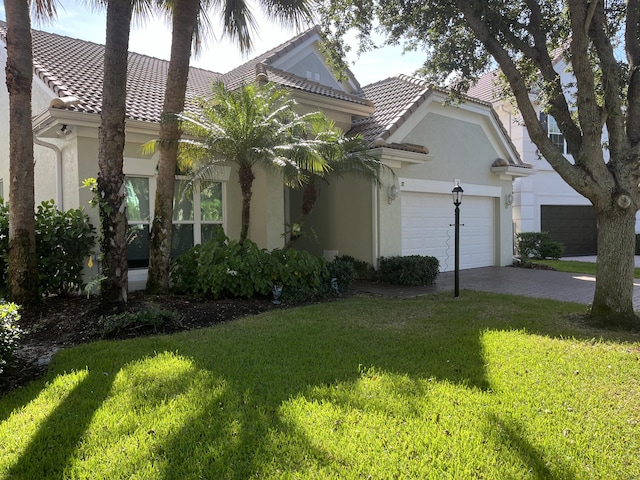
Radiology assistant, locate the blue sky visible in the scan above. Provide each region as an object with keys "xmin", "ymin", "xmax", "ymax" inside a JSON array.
[{"xmin": 1, "ymin": 1, "xmax": 427, "ymax": 86}]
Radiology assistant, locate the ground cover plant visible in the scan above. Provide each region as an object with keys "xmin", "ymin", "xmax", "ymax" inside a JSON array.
[{"xmin": 0, "ymin": 291, "xmax": 639, "ymax": 479}]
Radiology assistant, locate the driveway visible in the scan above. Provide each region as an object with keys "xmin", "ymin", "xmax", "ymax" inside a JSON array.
[{"xmin": 353, "ymin": 265, "xmax": 640, "ymax": 310}]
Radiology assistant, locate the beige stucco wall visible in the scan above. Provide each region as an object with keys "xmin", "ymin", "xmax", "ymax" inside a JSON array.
[{"xmin": 380, "ymin": 105, "xmax": 515, "ymax": 267}]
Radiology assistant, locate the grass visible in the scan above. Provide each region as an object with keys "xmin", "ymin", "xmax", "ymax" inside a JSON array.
[
  {"xmin": 532, "ymin": 258, "xmax": 640, "ymax": 278},
  {"xmin": 1, "ymin": 291, "xmax": 639, "ymax": 479}
]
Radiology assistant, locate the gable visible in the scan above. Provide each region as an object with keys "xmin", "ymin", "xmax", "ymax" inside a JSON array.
[{"xmin": 273, "ymin": 51, "xmax": 343, "ymax": 91}]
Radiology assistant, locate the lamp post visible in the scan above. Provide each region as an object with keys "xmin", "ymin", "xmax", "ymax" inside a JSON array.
[{"xmin": 452, "ymin": 183, "xmax": 464, "ymax": 298}]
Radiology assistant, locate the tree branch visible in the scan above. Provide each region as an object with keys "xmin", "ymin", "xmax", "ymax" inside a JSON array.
[{"xmin": 626, "ymin": 0, "xmax": 640, "ymax": 145}]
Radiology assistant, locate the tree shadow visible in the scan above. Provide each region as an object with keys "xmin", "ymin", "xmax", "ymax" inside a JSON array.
[
  {"xmin": 2, "ymin": 337, "xmax": 177, "ymax": 479},
  {"xmin": 485, "ymin": 413, "xmax": 576, "ymax": 479},
  {"xmin": 2, "ymin": 291, "xmax": 634, "ymax": 477}
]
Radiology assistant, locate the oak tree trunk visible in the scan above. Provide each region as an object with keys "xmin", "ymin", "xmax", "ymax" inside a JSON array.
[
  {"xmin": 591, "ymin": 204, "xmax": 639, "ymax": 327},
  {"xmin": 97, "ymin": 0, "xmax": 133, "ymax": 305},
  {"xmin": 4, "ymin": 0, "xmax": 39, "ymax": 307},
  {"xmin": 146, "ymin": 0, "xmax": 200, "ymax": 294}
]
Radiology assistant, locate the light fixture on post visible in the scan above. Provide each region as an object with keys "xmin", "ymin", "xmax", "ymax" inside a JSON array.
[
  {"xmin": 452, "ymin": 181, "xmax": 464, "ymax": 298},
  {"xmin": 387, "ymin": 184, "xmax": 399, "ymax": 204}
]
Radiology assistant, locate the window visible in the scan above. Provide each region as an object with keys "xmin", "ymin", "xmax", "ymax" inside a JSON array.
[
  {"xmin": 540, "ymin": 112, "xmax": 568, "ymax": 155},
  {"xmin": 125, "ymin": 176, "xmax": 224, "ymax": 268},
  {"xmin": 126, "ymin": 177, "xmax": 151, "ymax": 268}
]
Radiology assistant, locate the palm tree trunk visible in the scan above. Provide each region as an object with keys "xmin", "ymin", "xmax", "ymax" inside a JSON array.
[
  {"xmin": 146, "ymin": 0, "xmax": 200, "ymax": 294},
  {"xmin": 285, "ymin": 181, "xmax": 317, "ymax": 249},
  {"xmin": 238, "ymin": 164, "xmax": 256, "ymax": 245},
  {"xmin": 4, "ymin": 0, "xmax": 39, "ymax": 306},
  {"xmin": 98, "ymin": 0, "xmax": 133, "ymax": 305}
]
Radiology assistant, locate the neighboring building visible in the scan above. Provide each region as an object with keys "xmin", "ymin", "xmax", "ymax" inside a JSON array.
[
  {"xmin": 0, "ymin": 23, "xmax": 531, "ymax": 289},
  {"xmin": 469, "ymin": 62, "xmax": 611, "ymax": 256}
]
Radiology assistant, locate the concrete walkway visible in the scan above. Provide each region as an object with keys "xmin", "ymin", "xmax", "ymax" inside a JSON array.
[{"xmin": 353, "ymin": 265, "xmax": 640, "ymax": 310}]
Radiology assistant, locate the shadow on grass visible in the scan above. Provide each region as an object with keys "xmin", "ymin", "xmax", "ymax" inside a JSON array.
[
  {"xmin": 487, "ymin": 413, "xmax": 575, "ymax": 480},
  {"xmin": 3, "ymin": 337, "xmax": 178, "ymax": 479},
  {"xmin": 1, "ymin": 291, "xmax": 637, "ymax": 478}
]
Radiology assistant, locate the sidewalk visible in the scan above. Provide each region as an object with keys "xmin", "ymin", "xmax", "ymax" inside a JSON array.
[{"xmin": 353, "ymin": 265, "xmax": 640, "ymax": 309}]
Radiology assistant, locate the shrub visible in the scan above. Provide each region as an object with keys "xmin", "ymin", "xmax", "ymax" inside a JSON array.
[
  {"xmin": 333, "ymin": 255, "xmax": 376, "ymax": 281},
  {"xmin": 0, "ymin": 200, "xmax": 96, "ymax": 296},
  {"xmin": 171, "ymin": 233, "xmax": 331, "ymax": 302},
  {"xmin": 101, "ymin": 307, "xmax": 182, "ymax": 338},
  {"xmin": 327, "ymin": 257, "xmax": 356, "ymax": 294},
  {"xmin": 35, "ymin": 200, "xmax": 96, "ymax": 296},
  {"xmin": 378, "ymin": 255, "xmax": 439, "ymax": 286},
  {"xmin": 516, "ymin": 232, "xmax": 564, "ymax": 260},
  {"xmin": 0, "ymin": 301, "xmax": 22, "ymax": 375}
]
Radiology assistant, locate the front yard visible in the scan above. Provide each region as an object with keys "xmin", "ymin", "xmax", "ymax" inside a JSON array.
[{"xmin": 1, "ymin": 291, "xmax": 639, "ymax": 479}]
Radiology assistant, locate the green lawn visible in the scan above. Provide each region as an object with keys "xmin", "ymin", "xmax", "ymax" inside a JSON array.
[
  {"xmin": 533, "ymin": 258, "xmax": 640, "ymax": 278},
  {"xmin": 1, "ymin": 291, "xmax": 639, "ymax": 479}
]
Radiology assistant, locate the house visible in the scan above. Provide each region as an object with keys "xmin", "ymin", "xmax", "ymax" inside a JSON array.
[
  {"xmin": 0, "ymin": 23, "xmax": 531, "ymax": 289},
  {"xmin": 468, "ymin": 61, "xmax": 625, "ymax": 256}
]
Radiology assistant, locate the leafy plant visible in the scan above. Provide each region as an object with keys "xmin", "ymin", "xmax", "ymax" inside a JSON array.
[
  {"xmin": 35, "ymin": 200, "xmax": 96, "ymax": 296},
  {"xmin": 171, "ymin": 232, "xmax": 331, "ymax": 302},
  {"xmin": 0, "ymin": 301, "xmax": 21, "ymax": 375},
  {"xmin": 378, "ymin": 255, "xmax": 440, "ymax": 286},
  {"xmin": 334, "ymin": 254, "xmax": 376, "ymax": 280},
  {"xmin": 516, "ymin": 232, "xmax": 564, "ymax": 261},
  {"xmin": 0, "ymin": 200, "xmax": 95, "ymax": 297},
  {"xmin": 101, "ymin": 307, "xmax": 182, "ymax": 338},
  {"xmin": 327, "ymin": 256, "xmax": 356, "ymax": 294}
]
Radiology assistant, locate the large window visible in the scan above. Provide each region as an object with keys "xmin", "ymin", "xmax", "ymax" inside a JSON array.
[
  {"xmin": 126, "ymin": 176, "xmax": 224, "ymax": 268},
  {"xmin": 541, "ymin": 112, "xmax": 568, "ymax": 155}
]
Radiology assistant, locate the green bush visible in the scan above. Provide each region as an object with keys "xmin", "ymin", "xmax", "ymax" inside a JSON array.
[
  {"xmin": 333, "ymin": 255, "xmax": 376, "ymax": 281},
  {"xmin": 378, "ymin": 255, "xmax": 439, "ymax": 286},
  {"xmin": 171, "ymin": 233, "xmax": 331, "ymax": 302},
  {"xmin": 327, "ymin": 256, "xmax": 356, "ymax": 294},
  {"xmin": 101, "ymin": 307, "xmax": 182, "ymax": 338},
  {"xmin": 516, "ymin": 232, "xmax": 564, "ymax": 260},
  {"xmin": 0, "ymin": 200, "xmax": 96, "ymax": 296},
  {"xmin": 0, "ymin": 301, "xmax": 22, "ymax": 375}
]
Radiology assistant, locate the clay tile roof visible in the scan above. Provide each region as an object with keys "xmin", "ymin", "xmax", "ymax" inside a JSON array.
[
  {"xmin": 0, "ymin": 22, "xmax": 221, "ymax": 123},
  {"xmin": 350, "ymin": 74, "xmax": 433, "ymax": 147},
  {"xmin": 467, "ymin": 69, "xmax": 502, "ymax": 103}
]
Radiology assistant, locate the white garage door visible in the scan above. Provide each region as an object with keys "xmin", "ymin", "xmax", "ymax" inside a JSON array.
[{"xmin": 401, "ymin": 192, "xmax": 494, "ymax": 272}]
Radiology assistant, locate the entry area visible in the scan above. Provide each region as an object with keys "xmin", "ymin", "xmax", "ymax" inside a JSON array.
[{"xmin": 401, "ymin": 192, "xmax": 495, "ymax": 272}]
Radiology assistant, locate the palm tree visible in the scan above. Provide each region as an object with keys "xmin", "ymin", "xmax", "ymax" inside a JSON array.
[
  {"xmin": 95, "ymin": 0, "xmax": 153, "ymax": 305},
  {"xmin": 96, "ymin": 0, "xmax": 135, "ymax": 305},
  {"xmin": 146, "ymin": 0, "xmax": 313, "ymax": 294},
  {"xmin": 176, "ymin": 82, "xmax": 330, "ymax": 245},
  {"xmin": 282, "ymin": 115, "xmax": 395, "ymax": 249},
  {"xmin": 4, "ymin": 0, "xmax": 57, "ymax": 306}
]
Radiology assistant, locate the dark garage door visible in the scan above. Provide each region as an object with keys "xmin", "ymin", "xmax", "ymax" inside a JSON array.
[{"xmin": 541, "ymin": 205, "xmax": 597, "ymax": 256}]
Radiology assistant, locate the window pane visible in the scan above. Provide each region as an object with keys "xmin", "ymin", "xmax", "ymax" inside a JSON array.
[
  {"xmin": 173, "ymin": 179, "xmax": 194, "ymax": 221},
  {"xmin": 200, "ymin": 181, "xmax": 223, "ymax": 222},
  {"xmin": 127, "ymin": 224, "xmax": 149, "ymax": 268},
  {"xmin": 171, "ymin": 224, "xmax": 194, "ymax": 258},
  {"xmin": 201, "ymin": 224, "xmax": 225, "ymax": 244},
  {"xmin": 126, "ymin": 177, "xmax": 150, "ymax": 222}
]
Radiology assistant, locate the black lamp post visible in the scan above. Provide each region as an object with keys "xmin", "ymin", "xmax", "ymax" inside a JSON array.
[{"xmin": 452, "ymin": 183, "xmax": 464, "ymax": 298}]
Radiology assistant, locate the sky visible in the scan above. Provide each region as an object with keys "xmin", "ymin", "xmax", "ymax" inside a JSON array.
[{"xmin": 1, "ymin": 0, "xmax": 427, "ymax": 87}]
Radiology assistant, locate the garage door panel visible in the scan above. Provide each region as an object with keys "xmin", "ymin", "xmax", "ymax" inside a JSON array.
[{"xmin": 401, "ymin": 192, "xmax": 494, "ymax": 271}]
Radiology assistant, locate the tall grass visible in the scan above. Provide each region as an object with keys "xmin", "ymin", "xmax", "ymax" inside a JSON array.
[{"xmin": 1, "ymin": 291, "xmax": 638, "ymax": 479}]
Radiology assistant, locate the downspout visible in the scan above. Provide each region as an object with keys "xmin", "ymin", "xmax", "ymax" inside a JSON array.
[{"xmin": 33, "ymin": 136, "xmax": 64, "ymax": 210}]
